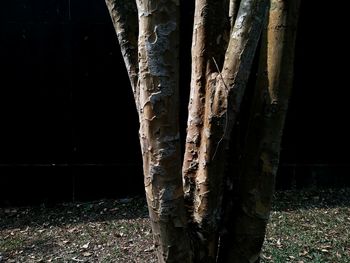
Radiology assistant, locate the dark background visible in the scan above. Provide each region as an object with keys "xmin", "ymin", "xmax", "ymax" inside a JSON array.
[{"xmin": 0, "ymin": 1, "xmax": 349, "ymax": 206}]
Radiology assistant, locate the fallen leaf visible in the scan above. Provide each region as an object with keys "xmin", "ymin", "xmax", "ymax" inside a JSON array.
[
  {"xmin": 320, "ymin": 245, "xmax": 332, "ymax": 249},
  {"xmin": 71, "ymin": 257, "xmax": 84, "ymax": 262},
  {"xmin": 81, "ymin": 242, "xmax": 90, "ymax": 249},
  {"xmin": 68, "ymin": 228, "xmax": 77, "ymax": 233},
  {"xmin": 299, "ymin": 250, "xmax": 308, "ymax": 256},
  {"xmin": 276, "ymin": 238, "xmax": 282, "ymax": 248},
  {"xmin": 82, "ymin": 252, "xmax": 92, "ymax": 257},
  {"xmin": 144, "ymin": 245, "xmax": 155, "ymax": 252},
  {"xmin": 262, "ymin": 254, "xmax": 272, "ymax": 260}
]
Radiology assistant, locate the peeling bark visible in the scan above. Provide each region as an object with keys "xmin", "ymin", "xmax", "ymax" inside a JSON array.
[
  {"xmin": 220, "ymin": 1, "xmax": 301, "ymax": 262},
  {"xmin": 182, "ymin": 0, "xmax": 268, "ymax": 261},
  {"xmin": 107, "ymin": 0, "xmax": 192, "ymax": 262},
  {"xmin": 183, "ymin": 0, "xmax": 229, "ymax": 212},
  {"xmin": 135, "ymin": 1, "xmax": 193, "ymax": 262},
  {"xmin": 106, "ymin": 0, "xmax": 299, "ymax": 262},
  {"xmin": 182, "ymin": 1, "xmax": 229, "ymax": 261}
]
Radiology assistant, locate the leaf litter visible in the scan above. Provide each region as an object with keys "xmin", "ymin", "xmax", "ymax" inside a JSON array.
[{"xmin": 1, "ymin": 189, "xmax": 349, "ymax": 262}]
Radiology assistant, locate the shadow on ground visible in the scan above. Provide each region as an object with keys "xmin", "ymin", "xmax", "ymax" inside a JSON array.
[
  {"xmin": 0, "ymin": 196, "xmax": 149, "ymax": 231},
  {"xmin": 1, "ymin": 188, "xmax": 349, "ymax": 231}
]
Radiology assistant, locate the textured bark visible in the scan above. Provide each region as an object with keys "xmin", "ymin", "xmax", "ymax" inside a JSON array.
[
  {"xmin": 220, "ymin": 1, "xmax": 301, "ymax": 262},
  {"xmin": 183, "ymin": 0, "xmax": 228, "ymax": 211},
  {"xmin": 107, "ymin": 1, "xmax": 192, "ymax": 262},
  {"xmin": 106, "ymin": 0, "xmax": 298, "ymax": 262},
  {"xmin": 183, "ymin": 0, "xmax": 268, "ymax": 261},
  {"xmin": 105, "ymin": 0, "xmax": 139, "ymax": 105},
  {"xmin": 136, "ymin": 1, "xmax": 192, "ymax": 262},
  {"xmin": 182, "ymin": 1, "xmax": 229, "ymax": 261}
]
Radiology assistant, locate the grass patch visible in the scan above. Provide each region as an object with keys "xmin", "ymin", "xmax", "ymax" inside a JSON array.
[
  {"xmin": 262, "ymin": 189, "xmax": 350, "ymax": 263},
  {"xmin": 1, "ymin": 189, "xmax": 349, "ymax": 262}
]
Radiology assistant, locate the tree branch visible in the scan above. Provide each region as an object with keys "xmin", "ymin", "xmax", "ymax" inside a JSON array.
[
  {"xmin": 229, "ymin": 0, "xmax": 241, "ymax": 31},
  {"xmin": 105, "ymin": 0, "xmax": 139, "ymax": 105}
]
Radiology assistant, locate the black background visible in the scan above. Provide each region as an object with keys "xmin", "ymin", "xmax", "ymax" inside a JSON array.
[{"xmin": 0, "ymin": 1, "xmax": 349, "ymax": 205}]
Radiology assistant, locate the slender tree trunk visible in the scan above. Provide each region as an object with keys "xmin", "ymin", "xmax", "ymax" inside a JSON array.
[
  {"xmin": 219, "ymin": 1, "xmax": 301, "ymax": 262},
  {"xmin": 107, "ymin": 1, "xmax": 192, "ymax": 262}
]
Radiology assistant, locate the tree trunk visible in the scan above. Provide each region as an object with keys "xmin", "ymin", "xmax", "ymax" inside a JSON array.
[
  {"xmin": 182, "ymin": 1, "xmax": 230, "ymax": 261},
  {"xmin": 183, "ymin": 0, "xmax": 268, "ymax": 261},
  {"xmin": 106, "ymin": 0, "xmax": 300, "ymax": 262},
  {"xmin": 219, "ymin": 1, "xmax": 301, "ymax": 262},
  {"xmin": 107, "ymin": 1, "xmax": 192, "ymax": 262}
]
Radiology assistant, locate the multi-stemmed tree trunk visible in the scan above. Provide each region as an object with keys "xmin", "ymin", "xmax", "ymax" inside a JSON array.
[
  {"xmin": 218, "ymin": 1, "xmax": 301, "ymax": 261},
  {"xmin": 106, "ymin": 0, "xmax": 300, "ymax": 262}
]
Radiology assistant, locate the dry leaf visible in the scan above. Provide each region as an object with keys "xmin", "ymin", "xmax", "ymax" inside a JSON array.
[
  {"xmin": 82, "ymin": 252, "xmax": 92, "ymax": 257},
  {"xmin": 299, "ymin": 250, "xmax": 308, "ymax": 256},
  {"xmin": 81, "ymin": 242, "xmax": 90, "ymax": 249}
]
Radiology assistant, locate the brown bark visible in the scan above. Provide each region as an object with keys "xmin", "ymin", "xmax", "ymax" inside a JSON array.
[
  {"xmin": 220, "ymin": 1, "xmax": 301, "ymax": 262},
  {"xmin": 107, "ymin": 1, "xmax": 192, "ymax": 262},
  {"xmin": 106, "ymin": 0, "xmax": 299, "ymax": 262},
  {"xmin": 136, "ymin": 1, "xmax": 193, "ymax": 262},
  {"xmin": 182, "ymin": 1, "xmax": 230, "ymax": 261},
  {"xmin": 183, "ymin": 0, "xmax": 269, "ymax": 261},
  {"xmin": 183, "ymin": 0, "xmax": 229, "ymax": 218}
]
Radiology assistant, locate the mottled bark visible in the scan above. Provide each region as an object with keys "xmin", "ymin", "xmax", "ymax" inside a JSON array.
[
  {"xmin": 106, "ymin": 0, "xmax": 299, "ymax": 262},
  {"xmin": 136, "ymin": 1, "xmax": 193, "ymax": 262},
  {"xmin": 183, "ymin": 0, "xmax": 268, "ymax": 261},
  {"xmin": 182, "ymin": 0, "xmax": 229, "ymax": 261},
  {"xmin": 107, "ymin": 0, "xmax": 192, "ymax": 262},
  {"xmin": 220, "ymin": 1, "xmax": 300, "ymax": 262},
  {"xmin": 183, "ymin": 0, "xmax": 228, "ymax": 212}
]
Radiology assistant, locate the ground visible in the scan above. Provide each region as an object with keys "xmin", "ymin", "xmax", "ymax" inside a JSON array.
[{"xmin": 1, "ymin": 188, "xmax": 349, "ymax": 262}]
